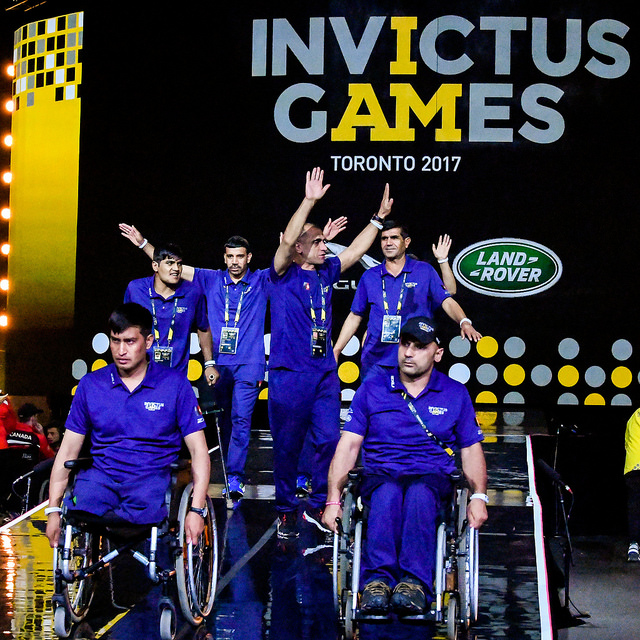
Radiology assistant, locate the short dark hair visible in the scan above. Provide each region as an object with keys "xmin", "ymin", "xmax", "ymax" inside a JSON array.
[
  {"xmin": 381, "ymin": 220, "xmax": 409, "ymax": 239},
  {"xmin": 153, "ymin": 242, "xmax": 183, "ymax": 263},
  {"xmin": 108, "ymin": 303, "xmax": 153, "ymax": 338},
  {"xmin": 224, "ymin": 236, "xmax": 251, "ymax": 252}
]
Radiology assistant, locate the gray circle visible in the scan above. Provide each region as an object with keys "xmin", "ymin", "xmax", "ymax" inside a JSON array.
[
  {"xmin": 449, "ymin": 363, "xmax": 471, "ymax": 384},
  {"xmin": 476, "ymin": 364, "xmax": 498, "ymax": 385},
  {"xmin": 71, "ymin": 359, "xmax": 88, "ymax": 381},
  {"xmin": 190, "ymin": 332, "xmax": 200, "ymax": 355},
  {"xmin": 504, "ymin": 411, "xmax": 525, "ymax": 426},
  {"xmin": 92, "ymin": 332, "xmax": 109, "ymax": 354},
  {"xmin": 449, "ymin": 336, "xmax": 471, "ymax": 358},
  {"xmin": 504, "ymin": 337, "xmax": 526, "ymax": 359},
  {"xmin": 531, "ymin": 365, "xmax": 552, "ymax": 387},
  {"xmin": 584, "ymin": 366, "xmax": 606, "ymax": 388},
  {"xmin": 503, "ymin": 392, "xmax": 525, "ymax": 404},
  {"xmin": 558, "ymin": 393, "xmax": 579, "ymax": 405},
  {"xmin": 612, "ymin": 394, "xmax": 632, "ymax": 406},
  {"xmin": 342, "ymin": 336, "xmax": 360, "ymax": 357},
  {"xmin": 612, "ymin": 339, "xmax": 633, "ymax": 361},
  {"xmin": 558, "ymin": 338, "xmax": 580, "ymax": 360}
]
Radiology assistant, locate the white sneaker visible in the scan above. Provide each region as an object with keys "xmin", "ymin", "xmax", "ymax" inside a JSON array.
[{"xmin": 627, "ymin": 542, "xmax": 639, "ymax": 562}]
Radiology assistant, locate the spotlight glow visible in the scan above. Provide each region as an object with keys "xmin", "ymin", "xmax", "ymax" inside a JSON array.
[
  {"xmin": 1, "ymin": 244, "xmax": 10, "ymax": 255},
  {"xmin": 2, "ymin": 135, "xmax": 12, "ymax": 147},
  {"xmin": 1, "ymin": 172, "xmax": 11, "ymax": 184},
  {"xmin": 0, "ymin": 279, "xmax": 8, "ymax": 291},
  {"xmin": 6, "ymin": 64, "xmax": 15, "ymax": 78},
  {"xmin": 0, "ymin": 315, "xmax": 8, "ymax": 327},
  {"xmin": 0, "ymin": 208, "xmax": 9, "ymax": 220},
  {"xmin": 4, "ymin": 100, "xmax": 14, "ymax": 113}
]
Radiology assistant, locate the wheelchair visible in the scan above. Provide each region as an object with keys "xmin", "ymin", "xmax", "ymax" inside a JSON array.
[
  {"xmin": 51, "ymin": 458, "xmax": 218, "ymax": 640},
  {"xmin": 332, "ymin": 469, "xmax": 479, "ymax": 640}
]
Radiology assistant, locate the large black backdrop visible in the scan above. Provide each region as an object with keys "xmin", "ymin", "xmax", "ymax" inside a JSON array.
[{"xmin": 4, "ymin": 1, "xmax": 638, "ymax": 416}]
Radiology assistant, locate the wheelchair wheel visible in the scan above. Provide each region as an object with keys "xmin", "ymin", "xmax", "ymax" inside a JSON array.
[
  {"xmin": 447, "ymin": 595, "xmax": 459, "ymax": 640},
  {"xmin": 159, "ymin": 601, "xmax": 177, "ymax": 640},
  {"xmin": 455, "ymin": 488, "xmax": 471, "ymax": 627},
  {"xmin": 176, "ymin": 484, "xmax": 218, "ymax": 625},
  {"xmin": 333, "ymin": 488, "xmax": 355, "ymax": 615},
  {"xmin": 56, "ymin": 526, "xmax": 99, "ymax": 623}
]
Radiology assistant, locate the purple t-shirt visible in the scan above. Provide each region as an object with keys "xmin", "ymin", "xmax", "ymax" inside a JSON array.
[
  {"xmin": 343, "ymin": 368, "xmax": 483, "ymax": 477},
  {"xmin": 124, "ymin": 276, "xmax": 208, "ymax": 374},
  {"xmin": 351, "ymin": 257, "xmax": 451, "ymax": 371},
  {"xmin": 193, "ymin": 268, "xmax": 268, "ymax": 367},
  {"xmin": 65, "ymin": 362, "xmax": 206, "ymax": 482},
  {"xmin": 268, "ymin": 256, "xmax": 342, "ymax": 372}
]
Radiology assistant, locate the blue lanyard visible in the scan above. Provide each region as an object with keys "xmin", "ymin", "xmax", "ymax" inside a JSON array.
[
  {"xmin": 382, "ymin": 272, "xmax": 407, "ymax": 315},
  {"xmin": 224, "ymin": 281, "xmax": 247, "ymax": 328},
  {"xmin": 307, "ymin": 271, "xmax": 327, "ymax": 327},
  {"xmin": 149, "ymin": 288, "xmax": 178, "ymax": 346}
]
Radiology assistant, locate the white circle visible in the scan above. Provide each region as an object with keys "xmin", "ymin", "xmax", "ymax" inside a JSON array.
[
  {"xmin": 612, "ymin": 394, "xmax": 632, "ymax": 406},
  {"xmin": 92, "ymin": 332, "xmax": 109, "ymax": 354},
  {"xmin": 71, "ymin": 359, "xmax": 88, "ymax": 381},
  {"xmin": 476, "ymin": 364, "xmax": 498, "ymax": 385},
  {"xmin": 341, "ymin": 388, "xmax": 356, "ymax": 402},
  {"xmin": 612, "ymin": 339, "xmax": 633, "ymax": 361},
  {"xmin": 449, "ymin": 363, "xmax": 471, "ymax": 384},
  {"xmin": 263, "ymin": 333, "xmax": 271, "ymax": 356},
  {"xmin": 558, "ymin": 338, "xmax": 580, "ymax": 360},
  {"xmin": 189, "ymin": 332, "xmax": 201, "ymax": 354},
  {"xmin": 449, "ymin": 336, "xmax": 471, "ymax": 358},
  {"xmin": 584, "ymin": 366, "xmax": 606, "ymax": 388},
  {"xmin": 503, "ymin": 392, "xmax": 525, "ymax": 404},
  {"xmin": 558, "ymin": 393, "xmax": 579, "ymax": 405},
  {"xmin": 504, "ymin": 337, "xmax": 526, "ymax": 359},
  {"xmin": 531, "ymin": 365, "xmax": 552, "ymax": 387},
  {"xmin": 342, "ymin": 335, "xmax": 361, "ymax": 357},
  {"xmin": 504, "ymin": 411, "xmax": 525, "ymax": 426}
]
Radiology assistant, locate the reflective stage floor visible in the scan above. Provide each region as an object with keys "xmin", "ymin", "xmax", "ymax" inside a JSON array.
[{"xmin": 1, "ymin": 419, "xmax": 555, "ymax": 640}]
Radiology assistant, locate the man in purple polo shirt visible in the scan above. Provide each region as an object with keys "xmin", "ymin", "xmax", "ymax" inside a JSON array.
[
  {"xmin": 119, "ymin": 227, "xmax": 269, "ymax": 501},
  {"xmin": 124, "ymin": 242, "xmax": 211, "ymax": 375},
  {"xmin": 45, "ymin": 303, "xmax": 210, "ymax": 548},
  {"xmin": 323, "ymin": 317, "xmax": 487, "ymax": 616},
  {"xmin": 269, "ymin": 167, "xmax": 393, "ymax": 539},
  {"xmin": 333, "ymin": 220, "xmax": 482, "ymax": 380}
]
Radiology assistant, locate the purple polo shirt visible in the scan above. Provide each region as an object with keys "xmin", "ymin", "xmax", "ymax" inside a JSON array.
[
  {"xmin": 351, "ymin": 257, "xmax": 451, "ymax": 371},
  {"xmin": 343, "ymin": 368, "xmax": 483, "ymax": 477},
  {"xmin": 65, "ymin": 362, "xmax": 206, "ymax": 482},
  {"xmin": 192, "ymin": 268, "xmax": 268, "ymax": 367},
  {"xmin": 268, "ymin": 256, "xmax": 342, "ymax": 372},
  {"xmin": 124, "ymin": 276, "xmax": 208, "ymax": 374}
]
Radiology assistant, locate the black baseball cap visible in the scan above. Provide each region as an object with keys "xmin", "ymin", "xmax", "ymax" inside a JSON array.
[
  {"xmin": 400, "ymin": 316, "xmax": 440, "ymax": 345},
  {"xmin": 17, "ymin": 402, "xmax": 43, "ymax": 421}
]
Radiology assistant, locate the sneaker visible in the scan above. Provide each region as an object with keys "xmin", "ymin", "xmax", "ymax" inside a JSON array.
[
  {"xmin": 277, "ymin": 511, "xmax": 299, "ymax": 539},
  {"xmin": 222, "ymin": 475, "xmax": 245, "ymax": 501},
  {"xmin": 302, "ymin": 507, "xmax": 331, "ymax": 534},
  {"xmin": 360, "ymin": 580, "xmax": 391, "ymax": 615},
  {"xmin": 628, "ymin": 542, "xmax": 639, "ymax": 562},
  {"xmin": 390, "ymin": 578, "xmax": 427, "ymax": 615},
  {"xmin": 295, "ymin": 474, "xmax": 312, "ymax": 499}
]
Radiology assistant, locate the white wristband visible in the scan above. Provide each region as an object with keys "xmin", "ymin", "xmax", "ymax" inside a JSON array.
[
  {"xmin": 437, "ymin": 257, "xmax": 448, "ymax": 263},
  {"xmin": 138, "ymin": 238, "xmax": 148, "ymax": 249},
  {"xmin": 470, "ymin": 493, "xmax": 489, "ymax": 504},
  {"xmin": 370, "ymin": 219, "xmax": 383, "ymax": 230},
  {"xmin": 204, "ymin": 360, "xmax": 216, "ymax": 368},
  {"xmin": 460, "ymin": 317, "xmax": 472, "ymax": 327},
  {"xmin": 44, "ymin": 506, "xmax": 62, "ymax": 515}
]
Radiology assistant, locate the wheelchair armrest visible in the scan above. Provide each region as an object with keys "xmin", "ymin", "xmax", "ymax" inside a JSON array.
[
  {"xmin": 347, "ymin": 466, "xmax": 364, "ymax": 481},
  {"xmin": 63, "ymin": 457, "xmax": 93, "ymax": 471},
  {"xmin": 170, "ymin": 459, "xmax": 191, "ymax": 472}
]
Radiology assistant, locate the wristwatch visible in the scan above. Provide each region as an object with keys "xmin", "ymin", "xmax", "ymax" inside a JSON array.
[{"xmin": 189, "ymin": 506, "xmax": 207, "ymax": 518}]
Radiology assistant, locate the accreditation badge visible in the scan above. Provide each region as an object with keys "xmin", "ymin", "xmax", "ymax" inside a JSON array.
[
  {"xmin": 219, "ymin": 327, "xmax": 239, "ymax": 354},
  {"xmin": 381, "ymin": 315, "xmax": 402, "ymax": 343},
  {"xmin": 311, "ymin": 326, "xmax": 328, "ymax": 358},
  {"xmin": 153, "ymin": 346, "xmax": 173, "ymax": 366}
]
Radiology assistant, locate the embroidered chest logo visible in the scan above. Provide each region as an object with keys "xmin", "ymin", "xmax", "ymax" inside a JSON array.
[
  {"xmin": 428, "ymin": 406, "xmax": 447, "ymax": 416},
  {"xmin": 144, "ymin": 402, "xmax": 165, "ymax": 412},
  {"xmin": 406, "ymin": 282, "xmax": 418, "ymax": 288},
  {"xmin": 177, "ymin": 306, "xmax": 188, "ymax": 314}
]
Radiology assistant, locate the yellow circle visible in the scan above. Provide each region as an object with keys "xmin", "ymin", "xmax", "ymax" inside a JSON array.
[
  {"xmin": 585, "ymin": 393, "xmax": 606, "ymax": 406},
  {"xmin": 188, "ymin": 360, "xmax": 203, "ymax": 382},
  {"xmin": 258, "ymin": 387, "xmax": 268, "ymax": 400},
  {"xmin": 476, "ymin": 410, "xmax": 498, "ymax": 429},
  {"xmin": 71, "ymin": 385, "xmax": 78, "ymax": 396},
  {"xmin": 611, "ymin": 366, "xmax": 632, "ymax": 389},
  {"xmin": 558, "ymin": 365, "xmax": 579, "ymax": 387},
  {"xmin": 476, "ymin": 336, "xmax": 499, "ymax": 359},
  {"xmin": 475, "ymin": 391, "xmax": 497, "ymax": 404},
  {"xmin": 91, "ymin": 359, "xmax": 107, "ymax": 371},
  {"xmin": 504, "ymin": 364, "xmax": 526, "ymax": 387},
  {"xmin": 338, "ymin": 361, "xmax": 360, "ymax": 384}
]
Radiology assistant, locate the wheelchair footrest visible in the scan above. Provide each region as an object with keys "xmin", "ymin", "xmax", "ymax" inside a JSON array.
[{"xmin": 356, "ymin": 613, "xmax": 392, "ymax": 624}]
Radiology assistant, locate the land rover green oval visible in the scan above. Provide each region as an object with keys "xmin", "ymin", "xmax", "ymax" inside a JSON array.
[{"xmin": 452, "ymin": 238, "xmax": 562, "ymax": 298}]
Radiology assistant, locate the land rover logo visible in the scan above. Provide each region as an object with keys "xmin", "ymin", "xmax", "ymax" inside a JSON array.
[{"xmin": 452, "ymin": 238, "xmax": 562, "ymax": 298}]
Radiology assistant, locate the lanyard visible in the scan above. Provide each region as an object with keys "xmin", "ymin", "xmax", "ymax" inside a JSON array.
[
  {"xmin": 382, "ymin": 272, "xmax": 407, "ymax": 315},
  {"xmin": 308, "ymin": 271, "xmax": 327, "ymax": 327},
  {"xmin": 149, "ymin": 288, "xmax": 178, "ymax": 346},
  {"xmin": 401, "ymin": 391, "xmax": 454, "ymax": 457},
  {"xmin": 224, "ymin": 281, "xmax": 247, "ymax": 327}
]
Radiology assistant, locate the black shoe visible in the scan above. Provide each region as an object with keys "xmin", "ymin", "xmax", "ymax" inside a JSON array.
[
  {"xmin": 302, "ymin": 507, "xmax": 331, "ymax": 534},
  {"xmin": 277, "ymin": 511, "xmax": 299, "ymax": 539},
  {"xmin": 360, "ymin": 580, "xmax": 391, "ymax": 615},
  {"xmin": 390, "ymin": 578, "xmax": 426, "ymax": 615}
]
